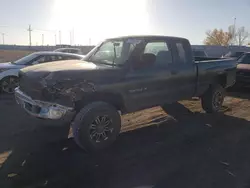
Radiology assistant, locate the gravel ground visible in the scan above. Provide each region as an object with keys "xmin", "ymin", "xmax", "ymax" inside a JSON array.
[
  {"xmin": 1, "ymin": 88, "xmax": 250, "ymax": 188},
  {"xmin": 0, "ymin": 50, "xmax": 33, "ymax": 63}
]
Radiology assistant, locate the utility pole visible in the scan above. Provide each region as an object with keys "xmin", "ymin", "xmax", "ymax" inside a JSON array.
[
  {"xmin": 2, "ymin": 33, "xmax": 5, "ymax": 44},
  {"xmin": 233, "ymin": 17, "xmax": 236, "ymax": 45},
  {"xmin": 72, "ymin": 28, "xmax": 74, "ymax": 45},
  {"xmin": 27, "ymin": 24, "xmax": 32, "ymax": 46},
  {"xmin": 69, "ymin": 31, "xmax": 72, "ymax": 45},
  {"xmin": 42, "ymin": 34, "xmax": 44, "ymax": 46},
  {"xmin": 54, "ymin": 34, "xmax": 57, "ymax": 45},
  {"xmin": 59, "ymin": 30, "xmax": 61, "ymax": 45}
]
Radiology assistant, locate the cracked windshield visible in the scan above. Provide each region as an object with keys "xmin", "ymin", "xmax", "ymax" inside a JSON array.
[{"xmin": 1, "ymin": 0, "xmax": 250, "ymax": 188}]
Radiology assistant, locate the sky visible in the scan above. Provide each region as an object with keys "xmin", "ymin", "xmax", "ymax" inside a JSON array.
[{"xmin": 0, "ymin": 0, "xmax": 250, "ymax": 46}]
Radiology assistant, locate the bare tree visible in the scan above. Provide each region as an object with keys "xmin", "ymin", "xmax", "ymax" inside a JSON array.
[
  {"xmin": 228, "ymin": 25, "xmax": 236, "ymax": 45},
  {"xmin": 236, "ymin": 27, "xmax": 249, "ymax": 46},
  {"xmin": 204, "ymin": 25, "xmax": 249, "ymax": 46}
]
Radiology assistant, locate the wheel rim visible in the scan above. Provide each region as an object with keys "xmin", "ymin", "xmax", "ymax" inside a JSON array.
[
  {"xmin": 1, "ymin": 77, "xmax": 19, "ymax": 94},
  {"xmin": 89, "ymin": 115, "xmax": 113, "ymax": 143},
  {"xmin": 212, "ymin": 91, "xmax": 223, "ymax": 109}
]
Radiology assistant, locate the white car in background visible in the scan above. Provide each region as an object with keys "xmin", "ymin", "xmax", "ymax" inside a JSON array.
[
  {"xmin": 54, "ymin": 48, "xmax": 82, "ymax": 54},
  {"xmin": 0, "ymin": 51, "xmax": 85, "ymax": 93}
]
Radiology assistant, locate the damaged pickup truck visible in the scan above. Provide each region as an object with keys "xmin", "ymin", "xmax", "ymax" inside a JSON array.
[{"xmin": 15, "ymin": 35, "xmax": 237, "ymax": 151}]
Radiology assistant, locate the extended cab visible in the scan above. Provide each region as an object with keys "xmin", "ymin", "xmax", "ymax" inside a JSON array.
[{"xmin": 15, "ymin": 36, "xmax": 237, "ymax": 151}]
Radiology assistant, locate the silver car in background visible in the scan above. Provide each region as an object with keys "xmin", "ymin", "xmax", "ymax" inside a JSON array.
[{"xmin": 0, "ymin": 51, "xmax": 85, "ymax": 93}]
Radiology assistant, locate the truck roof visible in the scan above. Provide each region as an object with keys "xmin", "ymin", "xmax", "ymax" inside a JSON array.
[{"xmin": 106, "ymin": 35, "xmax": 188, "ymax": 41}]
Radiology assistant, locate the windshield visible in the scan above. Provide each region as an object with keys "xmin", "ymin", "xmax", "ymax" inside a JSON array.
[
  {"xmin": 86, "ymin": 39, "xmax": 136, "ymax": 66},
  {"xmin": 238, "ymin": 54, "xmax": 245, "ymax": 62},
  {"xmin": 12, "ymin": 53, "xmax": 38, "ymax": 65}
]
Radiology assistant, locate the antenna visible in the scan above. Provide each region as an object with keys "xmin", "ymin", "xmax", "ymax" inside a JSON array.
[
  {"xmin": 55, "ymin": 34, "xmax": 57, "ymax": 45},
  {"xmin": 27, "ymin": 24, "xmax": 32, "ymax": 46},
  {"xmin": 42, "ymin": 34, "xmax": 44, "ymax": 46}
]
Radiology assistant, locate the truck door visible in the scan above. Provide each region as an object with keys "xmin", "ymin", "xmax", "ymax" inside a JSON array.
[
  {"xmin": 168, "ymin": 38, "xmax": 197, "ymax": 100},
  {"xmin": 124, "ymin": 39, "xmax": 175, "ymax": 112}
]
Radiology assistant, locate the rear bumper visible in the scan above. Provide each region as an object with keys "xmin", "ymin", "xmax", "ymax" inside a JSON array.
[{"xmin": 15, "ymin": 87, "xmax": 76, "ymax": 123}]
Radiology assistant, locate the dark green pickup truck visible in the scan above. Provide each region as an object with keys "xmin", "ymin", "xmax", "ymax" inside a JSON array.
[{"xmin": 15, "ymin": 35, "xmax": 237, "ymax": 151}]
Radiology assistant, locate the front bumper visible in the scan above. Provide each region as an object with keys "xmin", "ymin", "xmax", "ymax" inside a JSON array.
[{"xmin": 15, "ymin": 87, "xmax": 75, "ymax": 120}]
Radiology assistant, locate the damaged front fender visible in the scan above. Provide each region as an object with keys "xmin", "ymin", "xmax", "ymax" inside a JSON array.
[{"xmin": 41, "ymin": 74, "xmax": 96, "ymax": 108}]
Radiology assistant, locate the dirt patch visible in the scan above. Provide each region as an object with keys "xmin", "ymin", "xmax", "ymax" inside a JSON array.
[
  {"xmin": 0, "ymin": 50, "xmax": 34, "ymax": 63},
  {"xmin": 1, "ymin": 89, "xmax": 250, "ymax": 188}
]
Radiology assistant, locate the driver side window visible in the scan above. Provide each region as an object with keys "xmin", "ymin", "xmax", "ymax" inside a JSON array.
[
  {"xmin": 94, "ymin": 42, "xmax": 114, "ymax": 61},
  {"xmin": 31, "ymin": 56, "xmax": 46, "ymax": 65}
]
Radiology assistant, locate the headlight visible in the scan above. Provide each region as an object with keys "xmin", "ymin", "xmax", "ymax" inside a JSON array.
[
  {"xmin": 35, "ymin": 100, "xmax": 73, "ymax": 119},
  {"xmin": 40, "ymin": 105, "xmax": 67, "ymax": 120},
  {"xmin": 48, "ymin": 106, "xmax": 66, "ymax": 119}
]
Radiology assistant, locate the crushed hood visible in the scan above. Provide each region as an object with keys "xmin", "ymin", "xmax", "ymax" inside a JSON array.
[
  {"xmin": 21, "ymin": 60, "xmax": 98, "ymax": 75},
  {"xmin": 18, "ymin": 59, "xmax": 124, "ymax": 106},
  {"xmin": 20, "ymin": 59, "xmax": 120, "ymax": 82}
]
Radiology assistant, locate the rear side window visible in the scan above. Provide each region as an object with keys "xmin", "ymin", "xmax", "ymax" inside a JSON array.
[
  {"xmin": 176, "ymin": 43, "xmax": 187, "ymax": 64},
  {"xmin": 143, "ymin": 41, "xmax": 172, "ymax": 66},
  {"xmin": 144, "ymin": 42, "xmax": 169, "ymax": 54}
]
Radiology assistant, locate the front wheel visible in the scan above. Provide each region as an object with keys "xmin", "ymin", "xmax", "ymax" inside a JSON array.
[
  {"xmin": 201, "ymin": 84, "xmax": 225, "ymax": 113},
  {"xmin": 0, "ymin": 76, "xmax": 19, "ymax": 94},
  {"xmin": 72, "ymin": 102, "xmax": 121, "ymax": 152}
]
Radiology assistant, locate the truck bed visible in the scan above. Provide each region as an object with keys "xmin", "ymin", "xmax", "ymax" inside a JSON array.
[
  {"xmin": 194, "ymin": 58, "xmax": 237, "ymax": 97},
  {"xmin": 194, "ymin": 56, "xmax": 222, "ymax": 61}
]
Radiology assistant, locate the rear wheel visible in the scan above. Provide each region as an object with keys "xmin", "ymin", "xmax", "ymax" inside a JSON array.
[
  {"xmin": 72, "ymin": 102, "xmax": 121, "ymax": 152},
  {"xmin": 0, "ymin": 76, "xmax": 19, "ymax": 94},
  {"xmin": 201, "ymin": 84, "xmax": 225, "ymax": 113}
]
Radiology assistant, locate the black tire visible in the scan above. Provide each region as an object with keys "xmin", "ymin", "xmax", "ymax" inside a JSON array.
[
  {"xmin": 201, "ymin": 84, "xmax": 225, "ymax": 113},
  {"xmin": 72, "ymin": 102, "xmax": 121, "ymax": 152},
  {"xmin": 0, "ymin": 76, "xmax": 19, "ymax": 94}
]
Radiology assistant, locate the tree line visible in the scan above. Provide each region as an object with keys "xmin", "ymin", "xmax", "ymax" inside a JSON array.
[{"xmin": 204, "ymin": 25, "xmax": 249, "ymax": 46}]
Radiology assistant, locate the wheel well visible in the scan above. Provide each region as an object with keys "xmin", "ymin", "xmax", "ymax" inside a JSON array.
[
  {"xmin": 216, "ymin": 74, "xmax": 227, "ymax": 88},
  {"xmin": 75, "ymin": 92, "xmax": 125, "ymax": 112},
  {"xmin": 1, "ymin": 75, "xmax": 18, "ymax": 81}
]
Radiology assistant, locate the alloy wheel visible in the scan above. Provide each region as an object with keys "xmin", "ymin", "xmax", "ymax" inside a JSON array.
[
  {"xmin": 89, "ymin": 115, "xmax": 113, "ymax": 143},
  {"xmin": 1, "ymin": 77, "xmax": 19, "ymax": 94}
]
